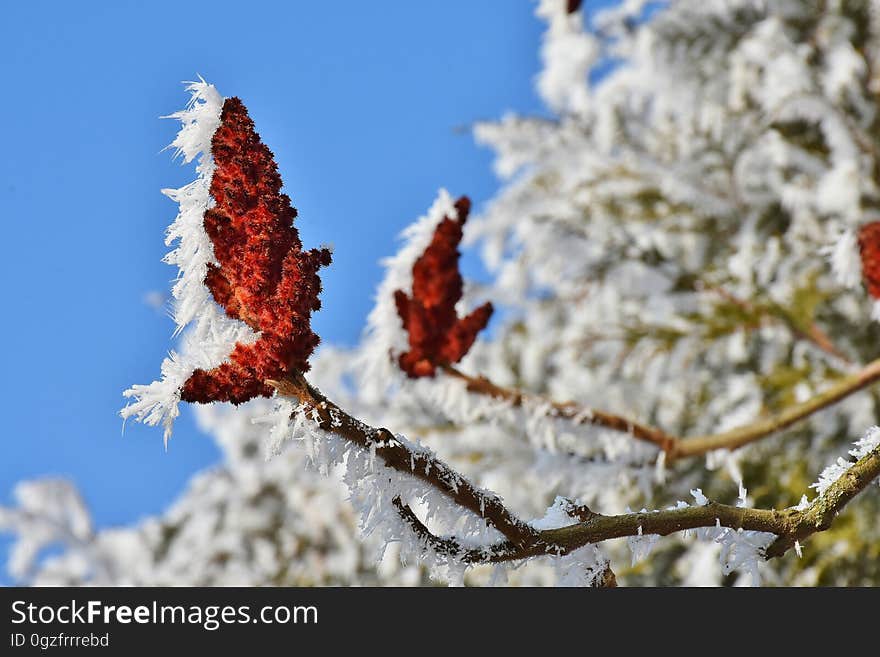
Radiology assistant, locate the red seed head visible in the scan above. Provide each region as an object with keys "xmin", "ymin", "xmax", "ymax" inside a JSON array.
[
  {"xmin": 394, "ymin": 196, "xmax": 493, "ymax": 378},
  {"xmin": 181, "ymin": 97, "xmax": 331, "ymax": 404}
]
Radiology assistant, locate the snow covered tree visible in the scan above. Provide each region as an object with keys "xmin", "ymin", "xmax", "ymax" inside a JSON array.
[{"xmin": 4, "ymin": 0, "xmax": 880, "ymax": 586}]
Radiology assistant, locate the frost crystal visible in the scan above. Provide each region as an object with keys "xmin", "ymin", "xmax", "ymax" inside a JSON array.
[
  {"xmin": 529, "ymin": 496, "xmax": 580, "ymax": 530},
  {"xmin": 553, "ymin": 545, "xmax": 610, "ymax": 587},
  {"xmin": 715, "ymin": 527, "xmax": 775, "ymax": 587},
  {"xmin": 627, "ymin": 524, "xmax": 660, "ymax": 566},
  {"xmin": 824, "ymin": 228, "xmax": 863, "ymax": 290},
  {"xmin": 690, "ymin": 488, "xmax": 710, "ymax": 507},
  {"xmin": 812, "ymin": 426, "xmax": 880, "ymax": 496}
]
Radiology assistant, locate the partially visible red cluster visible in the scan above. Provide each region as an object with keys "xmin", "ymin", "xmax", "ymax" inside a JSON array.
[
  {"xmin": 858, "ymin": 221, "xmax": 880, "ymax": 300},
  {"xmin": 394, "ymin": 196, "xmax": 493, "ymax": 378},
  {"xmin": 567, "ymin": 0, "xmax": 583, "ymax": 14},
  {"xmin": 181, "ymin": 97, "xmax": 332, "ymax": 404}
]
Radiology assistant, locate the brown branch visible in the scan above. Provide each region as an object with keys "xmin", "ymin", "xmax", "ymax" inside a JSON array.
[
  {"xmin": 441, "ymin": 357, "xmax": 880, "ymax": 462},
  {"xmin": 390, "ymin": 497, "xmax": 524, "ymax": 564},
  {"xmin": 542, "ymin": 442, "xmax": 880, "ymax": 560},
  {"xmin": 440, "ymin": 365, "xmax": 678, "ymax": 453},
  {"xmin": 796, "ymin": 322, "xmax": 849, "ymax": 364},
  {"xmin": 269, "ymin": 372, "xmax": 537, "ymax": 547},
  {"xmin": 392, "ymin": 496, "xmax": 616, "ymax": 586},
  {"xmin": 393, "ymin": 446, "xmax": 880, "ymax": 565},
  {"xmin": 271, "ymin": 371, "xmax": 880, "ymax": 573}
]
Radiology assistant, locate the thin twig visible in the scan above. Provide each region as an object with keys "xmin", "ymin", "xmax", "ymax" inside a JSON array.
[
  {"xmin": 441, "ymin": 358, "xmax": 880, "ymax": 462},
  {"xmin": 440, "ymin": 365, "xmax": 677, "ymax": 452}
]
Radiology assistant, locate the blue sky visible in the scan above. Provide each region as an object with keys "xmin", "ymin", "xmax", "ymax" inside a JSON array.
[{"xmin": 0, "ymin": 1, "xmax": 614, "ymax": 571}]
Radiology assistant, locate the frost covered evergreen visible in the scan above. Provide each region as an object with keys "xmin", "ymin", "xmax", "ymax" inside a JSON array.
[{"xmin": 5, "ymin": 0, "xmax": 880, "ymax": 586}]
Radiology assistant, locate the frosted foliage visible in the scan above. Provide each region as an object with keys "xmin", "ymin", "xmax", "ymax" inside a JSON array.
[
  {"xmin": 7, "ymin": 1, "xmax": 880, "ymax": 587},
  {"xmin": 440, "ymin": 0, "xmax": 880, "ymax": 583},
  {"xmin": 824, "ymin": 228, "xmax": 863, "ymax": 289},
  {"xmin": 0, "ymin": 481, "xmax": 94, "ymax": 581},
  {"xmin": 536, "ymin": 0, "xmax": 599, "ymax": 115},
  {"xmin": 461, "ymin": 0, "xmax": 880, "ymax": 584}
]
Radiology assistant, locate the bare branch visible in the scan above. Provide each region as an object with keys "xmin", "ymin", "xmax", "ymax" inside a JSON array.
[
  {"xmin": 440, "ymin": 365, "xmax": 677, "ymax": 452},
  {"xmin": 442, "ymin": 357, "xmax": 880, "ymax": 462}
]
